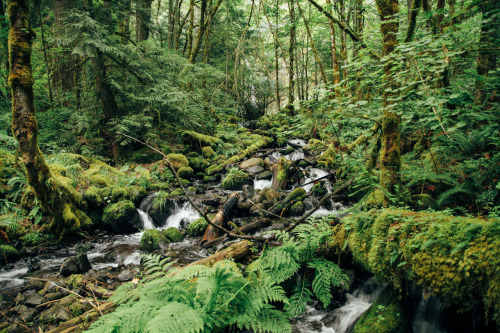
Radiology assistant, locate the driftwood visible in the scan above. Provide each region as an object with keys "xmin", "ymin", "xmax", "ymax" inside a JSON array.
[
  {"xmin": 46, "ymin": 302, "xmax": 117, "ymax": 333},
  {"xmin": 271, "ymin": 157, "xmax": 292, "ymax": 190},
  {"xmin": 201, "ymin": 193, "xmax": 238, "ymax": 244},
  {"xmin": 202, "ymin": 218, "xmax": 271, "ymax": 248},
  {"xmin": 186, "ymin": 240, "xmax": 254, "ymax": 267}
]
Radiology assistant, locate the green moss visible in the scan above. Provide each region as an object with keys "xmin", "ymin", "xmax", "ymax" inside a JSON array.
[
  {"xmin": 187, "ymin": 187, "xmax": 196, "ymax": 195},
  {"xmin": 140, "ymin": 229, "xmax": 169, "ymax": 252},
  {"xmin": 360, "ymin": 190, "xmax": 385, "ymax": 208},
  {"xmin": 354, "ymin": 287, "xmax": 409, "ymax": 333},
  {"xmin": 227, "ymin": 115, "xmax": 238, "ymax": 124},
  {"xmin": 282, "ymin": 146, "xmax": 295, "ymax": 155},
  {"xmin": 317, "ymin": 144, "xmax": 337, "ymax": 169},
  {"xmin": 336, "ymin": 209, "xmax": 500, "ymax": 322},
  {"xmin": 202, "ymin": 146, "xmax": 216, "ymax": 159},
  {"xmin": 48, "ymin": 164, "xmax": 67, "ymax": 177},
  {"xmin": 289, "ymin": 201, "xmax": 305, "ymax": 216},
  {"xmin": 88, "ymin": 174, "xmax": 114, "ymax": 188},
  {"xmin": 311, "ymin": 182, "xmax": 327, "ymax": 197},
  {"xmin": 178, "ymin": 166, "xmax": 194, "ymax": 179},
  {"xmin": 111, "ymin": 187, "xmax": 130, "ymax": 202},
  {"xmin": 166, "ymin": 153, "xmax": 189, "ymax": 170},
  {"xmin": 276, "ymin": 137, "xmax": 288, "ymax": 147},
  {"xmin": 170, "ymin": 188, "xmax": 184, "ymax": 196},
  {"xmin": 84, "ymin": 186, "xmax": 103, "ymax": 207},
  {"xmin": 0, "ymin": 244, "xmax": 20, "ymax": 264},
  {"xmin": 411, "ymin": 194, "xmax": 438, "ymax": 210},
  {"xmin": 187, "ymin": 215, "xmax": 213, "ymax": 237},
  {"xmin": 270, "ymin": 188, "xmax": 307, "ymax": 216},
  {"xmin": 203, "ymin": 175, "xmax": 217, "ymax": 182},
  {"xmin": 164, "ymin": 227, "xmax": 184, "ymax": 242},
  {"xmin": 222, "ymin": 169, "xmax": 252, "ymax": 190},
  {"xmin": 129, "ymin": 186, "xmax": 147, "ymax": 205},
  {"xmin": 187, "ymin": 152, "xmax": 199, "ymax": 158},
  {"xmin": 102, "ymin": 200, "xmax": 140, "ymax": 233},
  {"xmin": 181, "ymin": 130, "xmax": 221, "ymax": 145}
]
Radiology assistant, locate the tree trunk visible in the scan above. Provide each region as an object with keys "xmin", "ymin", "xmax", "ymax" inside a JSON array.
[
  {"xmin": 274, "ymin": 0, "xmax": 280, "ymax": 110},
  {"xmin": 136, "ymin": 0, "xmax": 153, "ymax": 42},
  {"xmin": 271, "ymin": 157, "xmax": 292, "ymax": 190},
  {"xmin": 8, "ymin": 0, "xmax": 90, "ymax": 236},
  {"xmin": 326, "ymin": 0, "xmax": 341, "ymax": 89},
  {"xmin": 201, "ymin": 193, "xmax": 239, "ymax": 244},
  {"xmin": 376, "ymin": 0, "xmax": 401, "ymax": 206},
  {"xmin": 287, "ymin": 0, "xmax": 296, "ymax": 115},
  {"xmin": 118, "ymin": 0, "xmax": 131, "ymax": 43},
  {"xmin": 475, "ymin": 0, "xmax": 498, "ymax": 105}
]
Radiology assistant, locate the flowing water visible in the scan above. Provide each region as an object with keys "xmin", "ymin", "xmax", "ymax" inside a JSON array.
[
  {"xmin": 163, "ymin": 201, "xmax": 201, "ymax": 229},
  {"xmin": 302, "ymin": 168, "xmax": 329, "ymax": 192},
  {"xmin": 254, "ymin": 176, "xmax": 273, "ymax": 190}
]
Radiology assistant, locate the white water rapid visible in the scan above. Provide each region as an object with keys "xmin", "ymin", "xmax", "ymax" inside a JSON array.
[{"xmin": 163, "ymin": 202, "xmax": 201, "ymax": 229}]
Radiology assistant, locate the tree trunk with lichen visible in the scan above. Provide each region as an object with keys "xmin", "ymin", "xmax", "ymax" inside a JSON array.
[
  {"xmin": 376, "ymin": 0, "xmax": 401, "ymax": 206},
  {"xmin": 287, "ymin": 0, "xmax": 296, "ymax": 115},
  {"xmin": 8, "ymin": 0, "xmax": 90, "ymax": 236}
]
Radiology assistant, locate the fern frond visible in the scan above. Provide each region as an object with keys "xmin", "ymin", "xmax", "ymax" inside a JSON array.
[{"xmin": 284, "ymin": 278, "xmax": 313, "ymax": 317}]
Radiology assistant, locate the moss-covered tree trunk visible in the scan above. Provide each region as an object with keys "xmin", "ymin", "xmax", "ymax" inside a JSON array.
[
  {"xmin": 326, "ymin": 0, "xmax": 341, "ymax": 90},
  {"xmin": 8, "ymin": 0, "xmax": 90, "ymax": 236},
  {"xmin": 136, "ymin": 0, "xmax": 153, "ymax": 42},
  {"xmin": 376, "ymin": 0, "xmax": 401, "ymax": 206},
  {"xmin": 287, "ymin": 0, "xmax": 296, "ymax": 115}
]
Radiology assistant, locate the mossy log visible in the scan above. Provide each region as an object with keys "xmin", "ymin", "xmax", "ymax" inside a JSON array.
[
  {"xmin": 8, "ymin": 0, "xmax": 90, "ymax": 236},
  {"xmin": 202, "ymin": 218, "xmax": 271, "ymax": 248},
  {"xmin": 186, "ymin": 240, "xmax": 254, "ymax": 267},
  {"xmin": 269, "ymin": 187, "xmax": 307, "ymax": 216},
  {"xmin": 271, "ymin": 157, "xmax": 292, "ymax": 190},
  {"xmin": 46, "ymin": 302, "xmax": 117, "ymax": 333},
  {"xmin": 201, "ymin": 193, "xmax": 238, "ymax": 244}
]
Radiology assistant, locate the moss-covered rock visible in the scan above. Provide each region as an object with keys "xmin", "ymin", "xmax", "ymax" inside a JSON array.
[
  {"xmin": 102, "ymin": 200, "xmax": 142, "ymax": 234},
  {"xmin": 276, "ymin": 137, "xmax": 288, "ymax": 147},
  {"xmin": 166, "ymin": 153, "xmax": 189, "ymax": 170},
  {"xmin": 317, "ymin": 144, "xmax": 337, "ymax": 169},
  {"xmin": 333, "ymin": 209, "xmax": 500, "ymax": 322},
  {"xmin": 281, "ymin": 146, "xmax": 295, "ymax": 155},
  {"xmin": 187, "ymin": 157, "xmax": 209, "ymax": 172},
  {"xmin": 84, "ymin": 186, "xmax": 103, "ymax": 208},
  {"xmin": 164, "ymin": 227, "xmax": 183, "ymax": 242},
  {"xmin": 129, "ymin": 186, "xmax": 148, "ymax": 206},
  {"xmin": 222, "ymin": 169, "xmax": 252, "ymax": 190},
  {"xmin": 170, "ymin": 188, "xmax": 184, "ymax": 196},
  {"xmin": 311, "ymin": 182, "xmax": 327, "ymax": 197},
  {"xmin": 186, "ymin": 216, "xmax": 212, "ymax": 237},
  {"xmin": 88, "ymin": 174, "xmax": 114, "ymax": 188},
  {"xmin": 178, "ymin": 166, "xmax": 194, "ymax": 179},
  {"xmin": 187, "ymin": 152, "xmax": 199, "ymax": 158},
  {"xmin": 111, "ymin": 187, "xmax": 130, "ymax": 202},
  {"xmin": 203, "ymin": 175, "xmax": 218, "ymax": 183},
  {"xmin": 140, "ymin": 229, "xmax": 169, "ymax": 252},
  {"xmin": 354, "ymin": 287, "xmax": 411, "ymax": 333},
  {"xmin": 289, "ymin": 201, "xmax": 305, "ymax": 216},
  {"xmin": 269, "ymin": 188, "xmax": 307, "ymax": 216},
  {"xmin": 360, "ymin": 189, "xmax": 385, "ymax": 207},
  {"xmin": 411, "ymin": 194, "xmax": 438, "ymax": 210},
  {"xmin": 0, "ymin": 244, "xmax": 20, "ymax": 264},
  {"xmin": 49, "ymin": 164, "xmax": 67, "ymax": 177},
  {"xmin": 130, "ymin": 147, "xmax": 162, "ymax": 164},
  {"xmin": 202, "ymin": 146, "xmax": 216, "ymax": 159},
  {"xmin": 240, "ymin": 158, "xmax": 264, "ymax": 170}
]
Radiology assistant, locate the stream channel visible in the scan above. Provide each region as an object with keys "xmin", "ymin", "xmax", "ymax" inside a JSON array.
[{"xmin": 0, "ymin": 139, "xmax": 455, "ymax": 332}]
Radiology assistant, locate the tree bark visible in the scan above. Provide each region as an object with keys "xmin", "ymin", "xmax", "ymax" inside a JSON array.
[
  {"xmin": 201, "ymin": 193, "xmax": 239, "ymax": 244},
  {"xmin": 8, "ymin": 0, "xmax": 90, "ymax": 235},
  {"xmin": 271, "ymin": 157, "xmax": 292, "ymax": 190},
  {"xmin": 326, "ymin": 0, "xmax": 341, "ymax": 88},
  {"xmin": 287, "ymin": 0, "xmax": 296, "ymax": 115},
  {"xmin": 136, "ymin": 0, "xmax": 153, "ymax": 42},
  {"xmin": 376, "ymin": 0, "xmax": 401, "ymax": 206}
]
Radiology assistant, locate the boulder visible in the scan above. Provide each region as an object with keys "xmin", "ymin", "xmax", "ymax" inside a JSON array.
[
  {"xmin": 222, "ymin": 170, "xmax": 252, "ymax": 190},
  {"xmin": 0, "ymin": 245, "xmax": 20, "ymax": 265},
  {"xmin": 239, "ymin": 158, "xmax": 264, "ymax": 170},
  {"xmin": 178, "ymin": 166, "xmax": 194, "ymax": 179},
  {"xmin": 25, "ymin": 293, "xmax": 45, "ymax": 307},
  {"xmin": 102, "ymin": 200, "xmax": 142, "ymax": 234},
  {"xmin": 148, "ymin": 198, "xmax": 176, "ymax": 227},
  {"xmin": 242, "ymin": 185, "xmax": 255, "ymax": 199},
  {"xmin": 245, "ymin": 165, "xmax": 265, "ymax": 174},
  {"xmin": 289, "ymin": 201, "xmax": 305, "ymax": 216},
  {"xmin": 187, "ymin": 216, "xmax": 211, "ymax": 237},
  {"xmin": 166, "ymin": 153, "xmax": 189, "ymax": 170},
  {"xmin": 256, "ymin": 170, "xmax": 272, "ymax": 180},
  {"xmin": 164, "ymin": 227, "xmax": 184, "ymax": 242},
  {"xmin": 140, "ymin": 229, "xmax": 169, "ymax": 253},
  {"xmin": 60, "ymin": 254, "xmax": 92, "ymax": 277},
  {"xmin": 269, "ymin": 188, "xmax": 307, "ymax": 216}
]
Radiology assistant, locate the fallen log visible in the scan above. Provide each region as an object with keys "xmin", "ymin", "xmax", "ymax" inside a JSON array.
[
  {"xmin": 46, "ymin": 302, "xmax": 117, "ymax": 333},
  {"xmin": 201, "ymin": 193, "xmax": 239, "ymax": 244},
  {"xmin": 186, "ymin": 240, "xmax": 254, "ymax": 267},
  {"xmin": 202, "ymin": 218, "xmax": 271, "ymax": 248}
]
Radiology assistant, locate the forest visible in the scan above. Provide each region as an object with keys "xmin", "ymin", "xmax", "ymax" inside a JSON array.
[{"xmin": 0, "ymin": 0, "xmax": 498, "ymax": 332}]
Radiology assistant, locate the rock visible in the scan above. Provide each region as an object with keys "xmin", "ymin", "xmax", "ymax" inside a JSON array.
[
  {"xmin": 60, "ymin": 254, "xmax": 92, "ymax": 277},
  {"xmin": 269, "ymin": 188, "xmax": 307, "ymax": 216},
  {"xmin": 45, "ymin": 292, "xmax": 65, "ymax": 301},
  {"xmin": 264, "ymin": 188, "xmax": 282, "ymax": 202},
  {"xmin": 164, "ymin": 227, "xmax": 184, "ymax": 242},
  {"xmin": 264, "ymin": 157, "xmax": 272, "ymax": 169},
  {"xmin": 202, "ymin": 193, "xmax": 222, "ymax": 206},
  {"xmin": 222, "ymin": 169, "xmax": 252, "ymax": 190},
  {"xmin": 203, "ymin": 175, "xmax": 218, "ymax": 183},
  {"xmin": 249, "ymin": 203, "xmax": 266, "ymax": 216},
  {"xmin": 178, "ymin": 166, "xmax": 194, "ymax": 179},
  {"xmin": 239, "ymin": 158, "xmax": 264, "ymax": 170},
  {"xmin": 289, "ymin": 201, "xmax": 305, "ymax": 216},
  {"xmin": 245, "ymin": 165, "xmax": 265, "ymax": 174},
  {"xmin": 166, "ymin": 153, "xmax": 189, "ymax": 170},
  {"xmin": 14, "ymin": 294, "xmax": 26, "ymax": 305},
  {"xmin": 0, "ymin": 245, "xmax": 20, "ymax": 265},
  {"xmin": 17, "ymin": 305, "xmax": 37, "ymax": 322},
  {"xmin": 187, "ymin": 216, "xmax": 211, "ymax": 237},
  {"xmin": 84, "ymin": 186, "xmax": 103, "ymax": 208},
  {"xmin": 60, "ymin": 257, "xmax": 80, "ymax": 277},
  {"xmin": 242, "ymin": 185, "xmax": 255, "ymax": 199},
  {"xmin": 118, "ymin": 269, "xmax": 136, "ymax": 282},
  {"xmin": 201, "ymin": 146, "xmax": 216, "ymax": 159},
  {"xmin": 256, "ymin": 170, "xmax": 272, "ymax": 180},
  {"xmin": 25, "ymin": 293, "xmax": 45, "ymax": 307},
  {"xmin": 148, "ymin": 198, "xmax": 176, "ymax": 227},
  {"xmin": 281, "ymin": 146, "xmax": 295, "ymax": 155},
  {"xmin": 102, "ymin": 200, "xmax": 142, "ymax": 234},
  {"xmin": 311, "ymin": 181, "xmax": 327, "ymax": 197},
  {"xmin": 140, "ymin": 229, "xmax": 169, "ymax": 253}
]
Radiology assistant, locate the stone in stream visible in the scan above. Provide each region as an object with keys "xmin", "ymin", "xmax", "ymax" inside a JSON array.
[
  {"xmin": 24, "ymin": 293, "xmax": 44, "ymax": 307},
  {"xmin": 241, "ymin": 185, "xmax": 255, "ymax": 199},
  {"xmin": 60, "ymin": 254, "xmax": 92, "ymax": 277},
  {"xmin": 0, "ymin": 244, "xmax": 20, "ymax": 265},
  {"xmin": 102, "ymin": 200, "xmax": 142, "ymax": 234},
  {"xmin": 222, "ymin": 170, "xmax": 252, "ymax": 190},
  {"xmin": 140, "ymin": 229, "xmax": 169, "ymax": 253},
  {"xmin": 289, "ymin": 201, "xmax": 305, "ymax": 216},
  {"xmin": 256, "ymin": 170, "xmax": 272, "ymax": 180},
  {"xmin": 164, "ymin": 227, "xmax": 183, "ymax": 242},
  {"xmin": 246, "ymin": 165, "xmax": 265, "ymax": 175},
  {"xmin": 239, "ymin": 157, "xmax": 264, "ymax": 170}
]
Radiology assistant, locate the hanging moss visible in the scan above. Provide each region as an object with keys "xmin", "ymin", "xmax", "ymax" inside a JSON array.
[{"xmin": 331, "ymin": 209, "xmax": 500, "ymax": 322}]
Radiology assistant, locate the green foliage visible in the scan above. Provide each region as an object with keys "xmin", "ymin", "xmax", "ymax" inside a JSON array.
[{"xmin": 336, "ymin": 209, "xmax": 500, "ymax": 321}]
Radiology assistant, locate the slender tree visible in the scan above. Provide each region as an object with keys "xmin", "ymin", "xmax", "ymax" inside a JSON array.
[
  {"xmin": 136, "ymin": 0, "xmax": 154, "ymax": 42},
  {"xmin": 287, "ymin": 0, "xmax": 296, "ymax": 115}
]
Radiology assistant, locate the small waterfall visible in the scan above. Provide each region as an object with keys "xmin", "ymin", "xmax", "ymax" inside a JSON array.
[
  {"xmin": 254, "ymin": 176, "xmax": 273, "ymax": 190},
  {"xmin": 302, "ymin": 168, "xmax": 329, "ymax": 192},
  {"xmin": 412, "ymin": 292, "xmax": 447, "ymax": 333},
  {"xmin": 137, "ymin": 209, "xmax": 155, "ymax": 230},
  {"xmin": 164, "ymin": 202, "xmax": 201, "ymax": 229}
]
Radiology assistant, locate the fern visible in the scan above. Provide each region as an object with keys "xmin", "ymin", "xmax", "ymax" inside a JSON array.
[
  {"xmin": 284, "ymin": 279, "xmax": 313, "ymax": 317},
  {"xmin": 308, "ymin": 259, "xmax": 350, "ymax": 307}
]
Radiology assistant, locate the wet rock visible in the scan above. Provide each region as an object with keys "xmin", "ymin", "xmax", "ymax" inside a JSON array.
[
  {"xmin": 281, "ymin": 146, "xmax": 295, "ymax": 155},
  {"xmin": 246, "ymin": 165, "xmax": 265, "ymax": 175},
  {"xmin": 0, "ymin": 245, "xmax": 20, "ymax": 265},
  {"xmin": 25, "ymin": 293, "xmax": 44, "ymax": 307},
  {"xmin": 45, "ymin": 292, "xmax": 65, "ymax": 301},
  {"xmin": 239, "ymin": 158, "xmax": 264, "ymax": 170},
  {"xmin": 242, "ymin": 185, "xmax": 255, "ymax": 199},
  {"xmin": 102, "ymin": 200, "xmax": 142, "ymax": 234},
  {"xmin": 256, "ymin": 170, "xmax": 272, "ymax": 180},
  {"xmin": 202, "ymin": 193, "xmax": 222, "ymax": 206},
  {"xmin": 118, "ymin": 269, "xmax": 136, "ymax": 282},
  {"xmin": 140, "ymin": 229, "xmax": 169, "ymax": 253},
  {"xmin": 60, "ymin": 254, "xmax": 92, "ymax": 277},
  {"xmin": 17, "ymin": 305, "xmax": 37, "ymax": 322},
  {"xmin": 148, "ymin": 198, "xmax": 176, "ymax": 227},
  {"xmin": 186, "ymin": 216, "xmax": 211, "ymax": 237},
  {"xmin": 222, "ymin": 170, "xmax": 252, "ymax": 190},
  {"xmin": 269, "ymin": 188, "xmax": 307, "ymax": 216},
  {"xmin": 289, "ymin": 201, "xmax": 305, "ymax": 216},
  {"xmin": 164, "ymin": 227, "xmax": 183, "ymax": 242}
]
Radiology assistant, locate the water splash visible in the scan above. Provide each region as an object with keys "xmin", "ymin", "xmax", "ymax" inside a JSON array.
[
  {"xmin": 289, "ymin": 139, "xmax": 307, "ymax": 147},
  {"xmin": 164, "ymin": 202, "xmax": 201, "ymax": 229},
  {"xmin": 286, "ymin": 149, "xmax": 305, "ymax": 161},
  {"xmin": 254, "ymin": 176, "xmax": 273, "ymax": 190},
  {"xmin": 137, "ymin": 209, "xmax": 155, "ymax": 230},
  {"xmin": 302, "ymin": 168, "xmax": 329, "ymax": 192}
]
